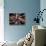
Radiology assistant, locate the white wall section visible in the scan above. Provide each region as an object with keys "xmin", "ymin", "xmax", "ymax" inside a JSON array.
[{"xmin": 0, "ymin": 0, "xmax": 4, "ymax": 42}]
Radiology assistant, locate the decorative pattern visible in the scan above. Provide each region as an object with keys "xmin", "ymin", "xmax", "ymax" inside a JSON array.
[
  {"xmin": 33, "ymin": 9, "xmax": 46, "ymax": 24},
  {"xmin": 23, "ymin": 32, "xmax": 34, "ymax": 46}
]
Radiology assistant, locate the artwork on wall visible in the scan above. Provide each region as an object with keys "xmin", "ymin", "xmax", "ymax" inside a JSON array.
[
  {"xmin": 9, "ymin": 13, "xmax": 25, "ymax": 25},
  {"xmin": 33, "ymin": 9, "xmax": 46, "ymax": 24}
]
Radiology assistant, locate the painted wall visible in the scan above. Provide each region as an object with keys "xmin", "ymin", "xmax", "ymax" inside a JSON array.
[
  {"xmin": 40, "ymin": 0, "xmax": 46, "ymax": 27},
  {"xmin": 4, "ymin": 0, "xmax": 40, "ymax": 42},
  {"xmin": 0, "ymin": 0, "xmax": 4, "ymax": 42}
]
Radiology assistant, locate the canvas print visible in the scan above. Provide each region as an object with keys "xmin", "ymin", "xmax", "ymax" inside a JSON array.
[{"xmin": 9, "ymin": 13, "xmax": 25, "ymax": 25}]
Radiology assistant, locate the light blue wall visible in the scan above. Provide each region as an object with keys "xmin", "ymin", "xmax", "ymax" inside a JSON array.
[
  {"xmin": 4, "ymin": 0, "xmax": 40, "ymax": 42},
  {"xmin": 40, "ymin": 0, "xmax": 46, "ymax": 27}
]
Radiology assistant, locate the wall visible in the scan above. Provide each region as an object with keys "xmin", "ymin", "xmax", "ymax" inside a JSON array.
[
  {"xmin": 4, "ymin": 0, "xmax": 40, "ymax": 42},
  {"xmin": 0, "ymin": 0, "xmax": 4, "ymax": 42},
  {"xmin": 40, "ymin": 0, "xmax": 46, "ymax": 26}
]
